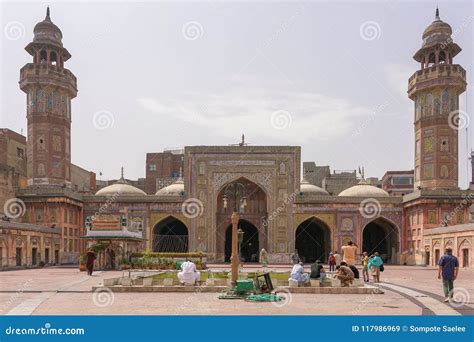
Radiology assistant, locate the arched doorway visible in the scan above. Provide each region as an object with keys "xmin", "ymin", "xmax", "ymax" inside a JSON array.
[
  {"xmin": 295, "ymin": 217, "xmax": 331, "ymax": 263},
  {"xmin": 362, "ymin": 217, "xmax": 399, "ymax": 264},
  {"xmin": 225, "ymin": 220, "xmax": 259, "ymax": 262},
  {"xmin": 458, "ymin": 239, "xmax": 471, "ymax": 268},
  {"xmin": 216, "ymin": 177, "xmax": 267, "ymax": 261},
  {"xmin": 152, "ymin": 216, "xmax": 188, "ymax": 252}
]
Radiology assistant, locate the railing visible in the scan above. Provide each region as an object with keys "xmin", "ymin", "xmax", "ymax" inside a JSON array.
[
  {"xmin": 152, "ymin": 234, "xmax": 189, "ymax": 253},
  {"xmin": 408, "ymin": 64, "xmax": 466, "ymax": 84}
]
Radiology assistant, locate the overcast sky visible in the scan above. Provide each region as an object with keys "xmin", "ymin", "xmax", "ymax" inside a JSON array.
[{"xmin": 1, "ymin": 0, "xmax": 473, "ymax": 188}]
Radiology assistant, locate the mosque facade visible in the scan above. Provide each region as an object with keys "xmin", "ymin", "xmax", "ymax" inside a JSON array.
[{"xmin": 1, "ymin": 8, "xmax": 472, "ymax": 269}]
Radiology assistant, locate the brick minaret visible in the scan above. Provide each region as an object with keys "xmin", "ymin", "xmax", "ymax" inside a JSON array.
[
  {"xmin": 408, "ymin": 8, "xmax": 467, "ymax": 190},
  {"xmin": 20, "ymin": 7, "xmax": 77, "ymax": 187}
]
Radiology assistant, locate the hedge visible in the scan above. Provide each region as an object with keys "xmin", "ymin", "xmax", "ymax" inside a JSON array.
[{"xmin": 130, "ymin": 252, "xmax": 205, "ymax": 258}]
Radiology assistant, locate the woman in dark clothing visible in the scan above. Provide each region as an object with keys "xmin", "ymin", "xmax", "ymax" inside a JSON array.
[{"xmin": 86, "ymin": 249, "xmax": 96, "ymax": 276}]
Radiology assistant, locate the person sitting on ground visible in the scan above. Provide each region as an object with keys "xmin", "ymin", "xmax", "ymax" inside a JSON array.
[
  {"xmin": 340, "ymin": 261, "xmax": 359, "ymax": 279},
  {"xmin": 335, "ymin": 264, "xmax": 354, "ymax": 287},
  {"xmin": 289, "ymin": 262, "xmax": 309, "ymax": 285},
  {"xmin": 368, "ymin": 252, "xmax": 383, "ymax": 283},
  {"xmin": 178, "ymin": 258, "xmax": 200, "ymax": 285},
  {"xmin": 310, "ymin": 259, "xmax": 323, "ymax": 279}
]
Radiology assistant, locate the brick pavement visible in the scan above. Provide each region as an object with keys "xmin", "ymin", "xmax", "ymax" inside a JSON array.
[{"xmin": 0, "ymin": 265, "xmax": 471, "ymax": 315}]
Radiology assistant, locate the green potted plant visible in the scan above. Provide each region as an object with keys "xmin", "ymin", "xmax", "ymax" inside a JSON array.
[
  {"xmin": 79, "ymin": 254, "xmax": 87, "ymax": 272},
  {"xmin": 120, "ymin": 258, "xmax": 130, "ymax": 270}
]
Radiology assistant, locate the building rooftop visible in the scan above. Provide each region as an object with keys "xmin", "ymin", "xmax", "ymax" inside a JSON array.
[{"xmin": 423, "ymin": 223, "xmax": 474, "ymax": 236}]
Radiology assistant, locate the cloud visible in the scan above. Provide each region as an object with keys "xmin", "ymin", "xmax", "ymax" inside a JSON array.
[
  {"xmin": 384, "ymin": 63, "xmax": 412, "ymax": 96},
  {"xmin": 137, "ymin": 88, "xmax": 373, "ymax": 144}
]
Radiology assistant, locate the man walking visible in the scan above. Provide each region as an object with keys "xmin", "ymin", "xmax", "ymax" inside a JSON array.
[
  {"xmin": 438, "ymin": 248, "xmax": 459, "ymax": 303},
  {"xmin": 86, "ymin": 249, "xmax": 96, "ymax": 276}
]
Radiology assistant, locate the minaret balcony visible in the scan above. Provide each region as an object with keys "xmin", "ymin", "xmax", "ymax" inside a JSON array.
[
  {"xmin": 19, "ymin": 63, "xmax": 77, "ymax": 96},
  {"xmin": 408, "ymin": 64, "xmax": 466, "ymax": 99}
]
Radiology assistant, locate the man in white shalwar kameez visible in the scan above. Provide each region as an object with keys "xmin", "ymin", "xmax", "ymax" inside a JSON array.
[
  {"xmin": 178, "ymin": 259, "xmax": 200, "ymax": 285},
  {"xmin": 289, "ymin": 262, "xmax": 309, "ymax": 284}
]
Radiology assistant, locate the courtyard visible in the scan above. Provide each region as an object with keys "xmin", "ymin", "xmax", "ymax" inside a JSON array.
[{"xmin": 0, "ymin": 265, "xmax": 472, "ymax": 316}]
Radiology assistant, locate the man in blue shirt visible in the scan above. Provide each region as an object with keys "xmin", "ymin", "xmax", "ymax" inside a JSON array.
[{"xmin": 437, "ymin": 248, "xmax": 459, "ymax": 302}]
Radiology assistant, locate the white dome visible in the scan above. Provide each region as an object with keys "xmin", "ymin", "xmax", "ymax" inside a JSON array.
[
  {"xmin": 300, "ymin": 179, "xmax": 329, "ymax": 195},
  {"xmin": 155, "ymin": 178, "xmax": 184, "ymax": 196},
  {"xmin": 95, "ymin": 178, "xmax": 146, "ymax": 196},
  {"xmin": 338, "ymin": 180, "xmax": 389, "ymax": 197}
]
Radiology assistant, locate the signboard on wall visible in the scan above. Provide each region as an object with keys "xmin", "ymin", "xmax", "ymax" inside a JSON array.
[{"xmin": 91, "ymin": 215, "xmax": 121, "ymax": 231}]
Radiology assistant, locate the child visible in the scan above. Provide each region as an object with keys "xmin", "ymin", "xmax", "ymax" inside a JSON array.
[{"xmin": 328, "ymin": 252, "xmax": 336, "ymax": 272}]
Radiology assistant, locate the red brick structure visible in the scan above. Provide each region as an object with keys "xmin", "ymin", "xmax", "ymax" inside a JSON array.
[
  {"xmin": 1, "ymin": 7, "xmax": 471, "ymax": 269},
  {"xmin": 14, "ymin": 8, "xmax": 83, "ymax": 264},
  {"xmin": 402, "ymin": 9, "xmax": 471, "ymax": 265},
  {"xmin": 381, "ymin": 171, "xmax": 414, "ymax": 196},
  {"xmin": 145, "ymin": 150, "xmax": 183, "ymax": 194},
  {"xmin": 408, "ymin": 8, "xmax": 467, "ymax": 190},
  {"xmin": 19, "ymin": 7, "xmax": 77, "ymax": 188}
]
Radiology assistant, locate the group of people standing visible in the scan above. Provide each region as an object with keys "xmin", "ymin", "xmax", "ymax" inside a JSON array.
[
  {"xmin": 288, "ymin": 243, "xmax": 462, "ymax": 303},
  {"xmin": 289, "ymin": 241, "xmax": 384, "ymax": 287}
]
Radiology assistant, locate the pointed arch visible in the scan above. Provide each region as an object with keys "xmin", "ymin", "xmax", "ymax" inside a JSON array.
[
  {"xmin": 458, "ymin": 239, "xmax": 471, "ymax": 268},
  {"xmin": 295, "ymin": 216, "xmax": 331, "ymax": 263},
  {"xmin": 362, "ymin": 216, "xmax": 400, "ymax": 264},
  {"xmin": 215, "ymin": 177, "xmax": 268, "ymax": 260},
  {"xmin": 224, "ymin": 219, "xmax": 259, "ymax": 262},
  {"xmin": 152, "ymin": 215, "xmax": 189, "ymax": 252},
  {"xmin": 216, "ymin": 175, "xmax": 270, "ymax": 198}
]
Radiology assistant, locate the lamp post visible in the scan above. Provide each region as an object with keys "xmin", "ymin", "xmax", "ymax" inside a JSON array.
[
  {"xmin": 237, "ymin": 227, "xmax": 244, "ymax": 263},
  {"xmin": 222, "ymin": 182, "xmax": 247, "ymax": 287}
]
